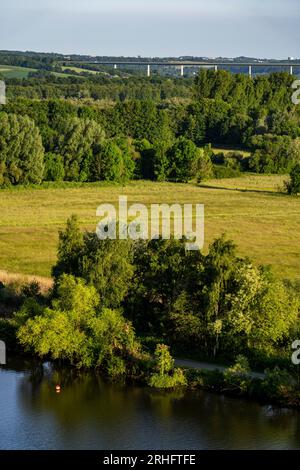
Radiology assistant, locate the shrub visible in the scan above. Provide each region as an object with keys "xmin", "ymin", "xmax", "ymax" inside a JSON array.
[
  {"xmin": 261, "ymin": 367, "xmax": 294, "ymax": 401},
  {"xmin": 43, "ymin": 153, "xmax": 65, "ymax": 181},
  {"xmin": 149, "ymin": 368, "xmax": 186, "ymax": 388},
  {"xmin": 148, "ymin": 344, "xmax": 187, "ymax": 389},
  {"xmin": 223, "ymin": 355, "xmax": 251, "ymax": 394},
  {"xmin": 213, "ymin": 164, "xmax": 241, "ymax": 179},
  {"xmin": 285, "ymin": 164, "xmax": 300, "ymax": 195}
]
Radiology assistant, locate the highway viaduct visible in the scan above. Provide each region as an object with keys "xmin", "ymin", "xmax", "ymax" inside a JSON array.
[{"xmin": 84, "ymin": 61, "xmax": 299, "ymax": 77}]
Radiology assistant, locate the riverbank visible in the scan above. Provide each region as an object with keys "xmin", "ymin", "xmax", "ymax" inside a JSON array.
[{"xmin": 1, "ymin": 357, "xmax": 300, "ymax": 450}]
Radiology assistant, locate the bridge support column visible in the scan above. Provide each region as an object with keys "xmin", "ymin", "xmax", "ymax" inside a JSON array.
[
  {"xmin": 180, "ymin": 65, "xmax": 184, "ymax": 77},
  {"xmin": 248, "ymin": 65, "xmax": 252, "ymax": 78},
  {"xmin": 147, "ymin": 64, "xmax": 151, "ymax": 77},
  {"xmin": 114, "ymin": 64, "xmax": 117, "ymax": 70},
  {"xmin": 214, "ymin": 65, "xmax": 218, "ymax": 72},
  {"xmin": 290, "ymin": 65, "xmax": 294, "ymax": 76}
]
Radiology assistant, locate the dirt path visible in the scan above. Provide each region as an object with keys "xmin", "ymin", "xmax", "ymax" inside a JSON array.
[{"xmin": 175, "ymin": 358, "xmax": 265, "ymax": 379}]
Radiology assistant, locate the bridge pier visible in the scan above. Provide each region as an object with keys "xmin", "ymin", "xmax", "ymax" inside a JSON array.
[
  {"xmin": 214, "ymin": 65, "xmax": 218, "ymax": 72},
  {"xmin": 290, "ymin": 65, "xmax": 294, "ymax": 76},
  {"xmin": 180, "ymin": 65, "xmax": 184, "ymax": 77},
  {"xmin": 114, "ymin": 64, "xmax": 117, "ymax": 70},
  {"xmin": 147, "ymin": 64, "xmax": 151, "ymax": 77},
  {"xmin": 248, "ymin": 65, "xmax": 252, "ymax": 78}
]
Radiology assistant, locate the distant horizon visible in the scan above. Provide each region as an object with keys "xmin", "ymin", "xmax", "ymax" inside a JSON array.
[{"xmin": 1, "ymin": 49, "xmax": 298, "ymax": 62}]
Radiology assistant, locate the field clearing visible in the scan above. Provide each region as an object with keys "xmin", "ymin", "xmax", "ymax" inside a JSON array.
[
  {"xmin": 0, "ymin": 65, "xmax": 37, "ymax": 79},
  {"xmin": 61, "ymin": 66, "xmax": 101, "ymax": 75},
  {"xmin": 211, "ymin": 146, "xmax": 251, "ymax": 157},
  {"xmin": 0, "ymin": 64, "xmax": 83, "ymax": 80},
  {"xmin": 0, "ymin": 175, "xmax": 299, "ymax": 281}
]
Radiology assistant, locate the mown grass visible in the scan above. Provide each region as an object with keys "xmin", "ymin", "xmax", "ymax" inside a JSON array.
[{"xmin": 0, "ymin": 174, "xmax": 299, "ymax": 281}]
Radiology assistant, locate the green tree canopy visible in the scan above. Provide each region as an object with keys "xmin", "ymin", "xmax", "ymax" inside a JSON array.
[{"xmin": 0, "ymin": 112, "xmax": 44, "ymax": 185}]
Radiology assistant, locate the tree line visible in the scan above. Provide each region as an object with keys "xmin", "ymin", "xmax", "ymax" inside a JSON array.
[{"xmin": 1, "ymin": 70, "xmax": 300, "ymax": 186}]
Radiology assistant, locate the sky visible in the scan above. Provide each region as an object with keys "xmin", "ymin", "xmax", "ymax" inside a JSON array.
[{"xmin": 0, "ymin": 0, "xmax": 299, "ymax": 58}]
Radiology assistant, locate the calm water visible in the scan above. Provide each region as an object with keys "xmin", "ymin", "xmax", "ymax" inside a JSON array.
[{"xmin": 0, "ymin": 357, "xmax": 300, "ymax": 450}]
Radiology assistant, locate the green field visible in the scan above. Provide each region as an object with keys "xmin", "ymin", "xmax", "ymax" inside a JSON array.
[
  {"xmin": 0, "ymin": 65, "xmax": 37, "ymax": 79},
  {"xmin": 61, "ymin": 66, "xmax": 101, "ymax": 75},
  {"xmin": 211, "ymin": 146, "xmax": 251, "ymax": 157},
  {"xmin": 0, "ymin": 64, "xmax": 84, "ymax": 80},
  {"xmin": 0, "ymin": 174, "xmax": 299, "ymax": 281}
]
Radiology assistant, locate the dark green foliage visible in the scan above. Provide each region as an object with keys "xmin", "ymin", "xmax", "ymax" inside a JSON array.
[
  {"xmin": 0, "ymin": 112, "xmax": 44, "ymax": 186},
  {"xmin": 53, "ymin": 217, "xmax": 134, "ymax": 308},
  {"xmin": 44, "ymin": 152, "xmax": 65, "ymax": 181},
  {"xmin": 52, "ymin": 215, "xmax": 84, "ymax": 279},
  {"xmin": 80, "ymin": 233, "xmax": 134, "ymax": 308},
  {"xmin": 56, "ymin": 116, "xmax": 105, "ymax": 182},
  {"xmin": 0, "ymin": 318, "xmax": 18, "ymax": 350},
  {"xmin": 286, "ymin": 164, "xmax": 300, "ymax": 195},
  {"xmin": 126, "ymin": 235, "xmax": 298, "ymax": 362},
  {"xmin": 167, "ymin": 137, "xmax": 200, "ymax": 182},
  {"xmin": 91, "ymin": 138, "xmax": 135, "ymax": 183},
  {"xmin": 126, "ymin": 238, "xmax": 202, "ymax": 334},
  {"xmin": 2, "ymin": 68, "xmax": 300, "ymax": 183},
  {"xmin": 148, "ymin": 344, "xmax": 187, "ymax": 389},
  {"xmin": 249, "ymin": 135, "xmax": 300, "ymax": 174}
]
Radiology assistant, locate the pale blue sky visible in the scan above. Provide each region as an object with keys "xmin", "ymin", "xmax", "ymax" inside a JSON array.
[{"xmin": 1, "ymin": 0, "xmax": 299, "ymax": 58}]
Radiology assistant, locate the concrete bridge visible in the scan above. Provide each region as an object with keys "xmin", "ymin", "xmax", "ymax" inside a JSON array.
[{"xmin": 87, "ymin": 61, "xmax": 299, "ymax": 77}]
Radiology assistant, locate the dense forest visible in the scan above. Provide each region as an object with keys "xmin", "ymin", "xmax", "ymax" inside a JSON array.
[{"xmin": 0, "ymin": 70, "xmax": 300, "ymax": 186}]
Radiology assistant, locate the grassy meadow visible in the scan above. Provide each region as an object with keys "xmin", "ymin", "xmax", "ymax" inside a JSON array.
[
  {"xmin": 0, "ymin": 65, "xmax": 38, "ymax": 79},
  {"xmin": 0, "ymin": 174, "xmax": 299, "ymax": 282},
  {"xmin": 61, "ymin": 66, "xmax": 102, "ymax": 75},
  {"xmin": 0, "ymin": 64, "xmax": 84, "ymax": 80}
]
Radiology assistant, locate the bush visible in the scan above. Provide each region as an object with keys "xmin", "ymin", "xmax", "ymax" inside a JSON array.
[
  {"xmin": 148, "ymin": 344, "xmax": 187, "ymax": 389},
  {"xmin": 261, "ymin": 367, "xmax": 294, "ymax": 401},
  {"xmin": 43, "ymin": 153, "xmax": 65, "ymax": 181},
  {"xmin": 285, "ymin": 164, "xmax": 300, "ymax": 195},
  {"xmin": 213, "ymin": 164, "xmax": 241, "ymax": 179},
  {"xmin": 223, "ymin": 355, "xmax": 251, "ymax": 394},
  {"xmin": 149, "ymin": 368, "xmax": 186, "ymax": 389},
  {"xmin": 106, "ymin": 356, "xmax": 126, "ymax": 379}
]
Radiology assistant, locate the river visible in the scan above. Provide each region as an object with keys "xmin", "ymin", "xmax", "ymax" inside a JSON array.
[{"xmin": 0, "ymin": 357, "xmax": 300, "ymax": 450}]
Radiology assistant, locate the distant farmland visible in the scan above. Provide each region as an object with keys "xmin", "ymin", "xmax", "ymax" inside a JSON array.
[
  {"xmin": 0, "ymin": 64, "xmax": 84, "ymax": 79},
  {"xmin": 0, "ymin": 65, "xmax": 37, "ymax": 79}
]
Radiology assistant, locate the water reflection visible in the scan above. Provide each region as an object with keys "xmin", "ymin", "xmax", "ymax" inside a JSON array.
[{"xmin": 1, "ymin": 358, "xmax": 300, "ymax": 449}]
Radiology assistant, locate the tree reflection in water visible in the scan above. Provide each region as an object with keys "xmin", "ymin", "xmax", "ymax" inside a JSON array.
[{"xmin": 6, "ymin": 359, "xmax": 300, "ymax": 449}]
